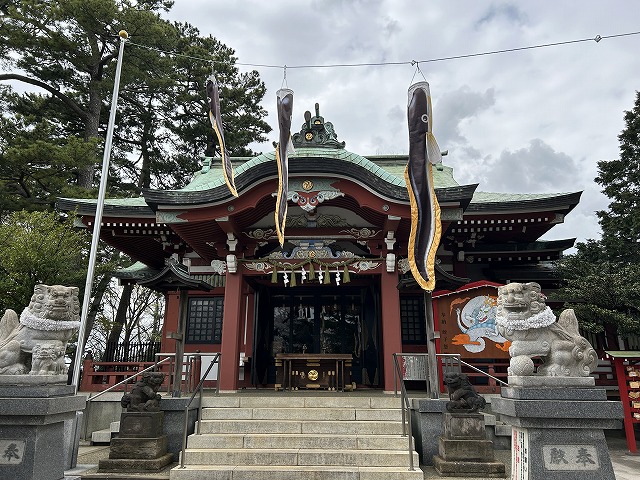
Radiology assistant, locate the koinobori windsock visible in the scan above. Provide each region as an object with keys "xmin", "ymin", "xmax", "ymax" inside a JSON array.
[
  {"xmin": 405, "ymin": 81, "xmax": 442, "ymax": 291},
  {"xmin": 275, "ymin": 88, "xmax": 294, "ymax": 246},
  {"xmin": 206, "ymin": 75, "xmax": 238, "ymax": 197}
]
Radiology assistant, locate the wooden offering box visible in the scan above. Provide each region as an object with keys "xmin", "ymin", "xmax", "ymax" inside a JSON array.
[{"xmin": 275, "ymin": 353, "xmax": 352, "ymax": 391}]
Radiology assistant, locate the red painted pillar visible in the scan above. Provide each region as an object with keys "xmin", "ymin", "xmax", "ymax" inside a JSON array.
[
  {"xmin": 380, "ymin": 269, "xmax": 403, "ymax": 392},
  {"xmin": 160, "ymin": 292, "xmax": 180, "ymax": 353},
  {"xmin": 218, "ymin": 269, "xmax": 244, "ymax": 391}
]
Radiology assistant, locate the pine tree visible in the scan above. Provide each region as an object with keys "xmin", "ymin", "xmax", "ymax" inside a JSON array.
[
  {"xmin": 595, "ymin": 91, "xmax": 640, "ymax": 262},
  {"xmin": 0, "ymin": 0, "xmax": 271, "ymax": 197},
  {"xmin": 555, "ymin": 91, "xmax": 640, "ymax": 337}
]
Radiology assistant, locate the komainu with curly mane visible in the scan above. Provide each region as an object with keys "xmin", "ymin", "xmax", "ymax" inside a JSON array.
[
  {"xmin": 121, "ymin": 372, "xmax": 165, "ymax": 412},
  {"xmin": 0, "ymin": 284, "xmax": 80, "ymax": 377},
  {"xmin": 496, "ymin": 282, "xmax": 598, "ymax": 377},
  {"xmin": 444, "ymin": 372, "xmax": 487, "ymax": 412}
]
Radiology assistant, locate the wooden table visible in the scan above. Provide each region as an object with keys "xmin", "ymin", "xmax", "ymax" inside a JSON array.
[{"xmin": 275, "ymin": 353, "xmax": 352, "ymax": 391}]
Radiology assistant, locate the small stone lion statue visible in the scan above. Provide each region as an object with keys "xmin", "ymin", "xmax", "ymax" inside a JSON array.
[
  {"xmin": 121, "ymin": 372, "xmax": 165, "ymax": 412},
  {"xmin": 496, "ymin": 282, "xmax": 598, "ymax": 377},
  {"xmin": 444, "ymin": 372, "xmax": 487, "ymax": 413},
  {"xmin": 0, "ymin": 285, "xmax": 80, "ymax": 377},
  {"xmin": 31, "ymin": 342, "xmax": 66, "ymax": 375}
]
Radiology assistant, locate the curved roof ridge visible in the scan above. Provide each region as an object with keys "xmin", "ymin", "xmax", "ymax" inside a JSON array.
[
  {"xmin": 184, "ymin": 152, "xmax": 275, "ymax": 192},
  {"xmin": 184, "ymin": 147, "xmax": 407, "ymax": 192},
  {"xmin": 471, "ymin": 190, "xmax": 580, "ymax": 203},
  {"xmin": 292, "ymin": 147, "xmax": 406, "ymax": 187}
]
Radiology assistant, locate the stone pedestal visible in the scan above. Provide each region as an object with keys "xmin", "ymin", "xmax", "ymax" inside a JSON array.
[
  {"xmin": 0, "ymin": 382, "xmax": 86, "ymax": 480},
  {"xmin": 159, "ymin": 396, "xmax": 199, "ymax": 462},
  {"xmin": 410, "ymin": 398, "xmax": 448, "ymax": 465},
  {"xmin": 492, "ymin": 376, "xmax": 624, "ymax": 480},
  {"xmin": 433, "ymin": 413, "xmax": 506, "ymax": 477},
  {"xmin": 98, "ymin": 411, "xmax": 172, "ymax": 472}
]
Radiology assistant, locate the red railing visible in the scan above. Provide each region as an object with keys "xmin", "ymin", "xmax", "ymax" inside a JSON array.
[
  {"xmin": 80, "ymin": 354, "xmax": 203, "ymax": 393},
  {"xmin": 458, "ymin": 359, "xmax": 509, "ymax": 394}
]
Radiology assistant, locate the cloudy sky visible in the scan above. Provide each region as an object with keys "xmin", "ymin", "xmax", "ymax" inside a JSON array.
[{"xmin": 165, "ymin": 1, "xmax": 640, "ymax": 247}]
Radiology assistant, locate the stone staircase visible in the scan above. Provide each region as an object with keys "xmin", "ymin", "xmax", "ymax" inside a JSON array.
[{"xmin": 169, "ymin": 393, "xmax": 423, "ymax": 480}]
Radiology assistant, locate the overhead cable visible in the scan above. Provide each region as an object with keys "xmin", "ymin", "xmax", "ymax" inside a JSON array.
[{"xmin": 125, "ymin": 31, "xmax": 640, "ymax": 70}]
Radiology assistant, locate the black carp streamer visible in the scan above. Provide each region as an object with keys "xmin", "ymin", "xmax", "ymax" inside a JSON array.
[
  {"xmin": 405, "ymin": 81, "xmax": 442, "ymax": 291},
  {"xmin": 275, "ymin": 88, "xmax": 294, "ymax": 246}
]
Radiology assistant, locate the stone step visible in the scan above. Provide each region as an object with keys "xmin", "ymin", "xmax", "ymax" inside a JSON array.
[
  {"xmin": 200, "ymin": 406, "xmax": 402, "ymax": 421},
  {"xmin": 90, "ymin": 420, "xmax": 121, "ymax": 444},
  {"xmin": 170, "ymin": 464, "xmax": 424, "ymax": 480},
  {"xmin": 201, "ymin": 395, "xmax": 403, "ymax": 410},
  {"xmin": 83, "ymin": 469, "xmax": 171, "ymax": 480},
  {"xmin": 91, "ymin": 428, "xmax": 112, "ymax": 444},
  {"xmin": 182, "ymin": 447, "xmax": 419, "ymax": 467},
  {"xmin": 494, "ymin": 423, "xmax": 513, "ymax": 437},
  {"xmin": 186, "ymin": 433, "xmax": 411, "ymax": 450},
  {"xmin": 481, "ymin": 412, "xmax": 497, "ymax": 426},
  {"xmin": 197, "ymin": 419, "xmax": 404, "ymax": 435},
  {"xmin": 174, "ymin": 394, "xmax": 422, "ymax": 480}
]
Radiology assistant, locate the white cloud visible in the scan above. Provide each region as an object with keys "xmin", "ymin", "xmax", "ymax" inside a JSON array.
[
  {"xmin": 164, "ymin": 0, "xmax": 640, "ymax": 245},
  {"xmin": 467, "ymin": 139, "xmax": 581, "ymax": 193}
]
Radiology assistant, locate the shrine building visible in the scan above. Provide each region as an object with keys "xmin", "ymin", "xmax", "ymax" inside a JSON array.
[{"xmin": 59, "ymin": 104, "xmax": 580, "ymax": 392}]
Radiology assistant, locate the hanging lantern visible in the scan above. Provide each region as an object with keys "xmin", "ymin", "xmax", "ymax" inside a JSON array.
[
  {"xmin": 290, "ymin": 270, "xmax": 297, "ymax": 287},
  {"xmin": 343, "ymin": 265, "xmax": 351, "ymax": 284},
  {"xmin": 271, "ymin": 266, "xmax": 278, "ymax": 283},
  {"xmin": 323, "ymin": 266, "xmax": 331, "ymax": 285},
  {"xmin": 308, "ymin": 262, "xmax": 315, "ymax": 281}
]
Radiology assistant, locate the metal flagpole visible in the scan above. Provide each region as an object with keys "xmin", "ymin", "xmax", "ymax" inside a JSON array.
[{"xmin": 72, "ymin": 30, "xmax": 128, "ymax": 393}]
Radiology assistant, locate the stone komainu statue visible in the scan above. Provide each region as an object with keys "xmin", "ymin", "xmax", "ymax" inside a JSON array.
[
  {"xmin": 443, "ymin": 372, "xmax": 487, "ymax": 413},
  {"xmin": 0, "ymin": 285, "xmax": 80, "ymax": 376},
  {"xmin": 495, "ymin": 282, "xmax": 598, "ymax": 377},
  {"xmin": 121, "ymin": 372, "xmax": 165, "ymax": 412}
]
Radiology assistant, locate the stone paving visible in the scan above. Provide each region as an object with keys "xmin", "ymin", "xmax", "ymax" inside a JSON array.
[{"xmin": 605, "ymin": 432, "xmax": 640, "ymax": 480}]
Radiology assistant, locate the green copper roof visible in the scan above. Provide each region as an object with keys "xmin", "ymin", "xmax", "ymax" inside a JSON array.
[
  {"xmin": 372, "ymin": 160, "xmax": 459, "ymax": 188},
  {"xmin": 185, "ymin": 153, "xmax": 273, "ymax": 192},
  {"xmin": 114, "ymin": 261, "xmax": 159, "ymax": 279},
  {"xmin": 58, "ymin": 196, "xmax": 150, "ymax": 207},
  {"xmin": 470, "ymin": 191, "xmax": 573, "ymax": 204},
  {"xmin": 183, "ymin": 147, "xmax": 413, "ymax": 192},
  {"xmin": 59, "ymin": 151, "xmax": 574, "ymax": 212},
  {"xmin": 114, "ymin": 261, "xmax": 224, "ymax": 287},
  {"xmin": 183, "ymin": 149, "xmax": 463, "ymax": 193},
  {"xmin": 605, "ymin": 350, "xmax": 640, "ymax": 358}
]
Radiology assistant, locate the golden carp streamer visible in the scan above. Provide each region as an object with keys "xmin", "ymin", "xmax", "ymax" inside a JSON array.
[
  {"xmin": 206, "ymin": 76, "xmax": 238, "ymax": 197},
  {"xmin": 275, "ymin": 88, "xmax": 294, "ymax": 246},
  {"xmin": 405, "ymin": 81, "xmax": 442, "ymax": 291}
]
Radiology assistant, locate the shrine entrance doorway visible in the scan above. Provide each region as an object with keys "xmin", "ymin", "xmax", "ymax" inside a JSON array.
[{"xmin": 252, "ymin": 285, "xmax": 381, "ymax": 387}]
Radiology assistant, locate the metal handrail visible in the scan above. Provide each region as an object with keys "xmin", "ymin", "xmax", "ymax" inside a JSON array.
[
  {"xmin": 179, "ymin": 353, "xmax": 221, "ymax": 469},
  {"xmin": 85, "ymin": 356, "xmax": 172, "ymax": 402},
  {"xmin": 154, "ymin": 352, "xmax": 205, "ymax": 395},
  {"xmin": 392, "ymin": 353, "xmax": 416, "ymax": 471},
  {"xmin": 393, "ymin": 353, "xmax": 508, "ymax": 397},
  {"xmin": 393, "ymin": 353, "xmax": 460, "ymax": 398},
  {"xmin": 154, "ymin": 352, "xmax": 199, "ymax": 395},
  {"xmin": 455, "ymin": 357, "xmax": 509, "ymax": 387}
]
